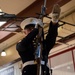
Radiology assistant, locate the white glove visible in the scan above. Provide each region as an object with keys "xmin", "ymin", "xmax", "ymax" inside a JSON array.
[{"xmin": 35, "ymin": 19, "xmax": 43, "ymax": 28}]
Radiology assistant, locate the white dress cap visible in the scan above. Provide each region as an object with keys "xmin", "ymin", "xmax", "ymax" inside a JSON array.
[{"xmin": 20, "ymin": 17, "xmax": 43, "ymax": 29}]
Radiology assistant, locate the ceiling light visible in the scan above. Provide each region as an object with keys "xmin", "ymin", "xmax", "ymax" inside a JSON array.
[
  {"xmin": 0, "ymin": 8, "xmax": 4, "ymax": 15},
  {"xmin": 1, "ymin": 50, "xmax": 6, "ymax": 56},
  {"xmin": 0, "ymin": 8, "xmax": 2, "ymax": 12}
]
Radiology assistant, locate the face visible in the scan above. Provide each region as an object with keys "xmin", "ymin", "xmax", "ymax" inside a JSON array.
[{"xmin": 23, "ymin": 29, "xmax": 32, "ymax": 36}]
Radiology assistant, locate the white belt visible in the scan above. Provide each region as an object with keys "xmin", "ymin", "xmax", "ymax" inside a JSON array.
[
  {"xmin": 23, "ymin": 60, "xmax": 45, "ymax": 68},
  {"xmin": 23, "ymin": 61, "xmax": 37, "ymax": 68}
]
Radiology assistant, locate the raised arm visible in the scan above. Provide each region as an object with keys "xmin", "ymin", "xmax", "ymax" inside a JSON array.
[
  {"xmin": 16, "ymin": 28, "xmax": 38, "ymax": 51},
  {"xmin": 46, "ymin": 21, "xmax": 58, "ymax": 54}
]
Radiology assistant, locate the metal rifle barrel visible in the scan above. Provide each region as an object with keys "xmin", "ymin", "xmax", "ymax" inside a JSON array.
[{"xmin": 44, "ymin": 0, "xmax": 47, "ymax": 7}]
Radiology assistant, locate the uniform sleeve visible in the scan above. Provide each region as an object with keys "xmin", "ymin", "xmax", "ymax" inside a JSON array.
[
  {"xmin": 16, "ymin": 28, "xmax": 38, "ymax": 51},
  {"xmin": 21, "ymin": 28, "xmax": 38, "ymax": 46},
  {"xmin": 46, "ymin": 21, "xmax": 58, "ymax": 54}
]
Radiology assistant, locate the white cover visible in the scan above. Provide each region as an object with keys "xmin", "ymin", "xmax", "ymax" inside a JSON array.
[{"xmin": 20, "ymin": 17, "xmax": 43, "ymax": 29}]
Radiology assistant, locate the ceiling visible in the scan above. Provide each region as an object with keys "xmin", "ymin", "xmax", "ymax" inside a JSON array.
[
  {"xmin": 0, "ymin": 0, "xmax": 75, "ymax": 73},
  {"xmin": 0, "ymin": 0, "xmax": 36, "ymax": 15}
]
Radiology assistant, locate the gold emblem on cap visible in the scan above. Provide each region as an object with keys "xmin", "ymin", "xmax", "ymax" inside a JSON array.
[{"xmin": 30, "ymin": 18, "xmax": 33, "ymax": 22}]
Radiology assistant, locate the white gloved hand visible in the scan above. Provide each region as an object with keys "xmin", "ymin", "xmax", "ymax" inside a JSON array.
[{"xmin": 35, "ymin": 19, "xmax": 43, "ymax": 28}]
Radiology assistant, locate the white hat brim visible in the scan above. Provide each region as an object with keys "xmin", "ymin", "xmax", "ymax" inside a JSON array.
[{"xmin": 20, "ymin": 17, "xmax": 43, "ymax": 29}]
